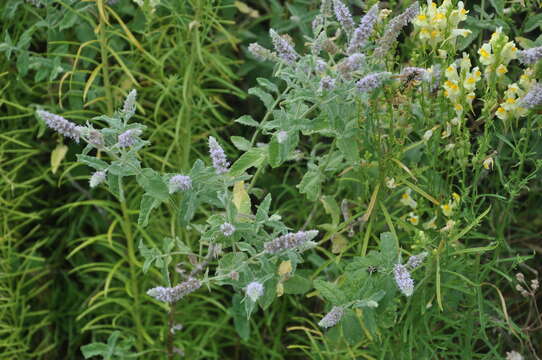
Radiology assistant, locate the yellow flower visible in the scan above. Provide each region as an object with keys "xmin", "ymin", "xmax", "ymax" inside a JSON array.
[
  {"xmin": 400, "ymin": 188, "xmax": 417, "ymax": 209},
  {"xmin": 496, "ymin": 64, "xmax": 508, "ymax": 76},
  {"xmin": 441, "ymin": 203, "xmax": 453, "ymax": 217},
  {"xmin": 452, "ymin": 193, "xmax": 460, "ymax": 204},
  {"xmin": 407, "ymin": 212, "xmax": 420, "ymax": 225},
  {"xmin": 483, "ymin": 157, "xmax": 494, "ymax": 170}
]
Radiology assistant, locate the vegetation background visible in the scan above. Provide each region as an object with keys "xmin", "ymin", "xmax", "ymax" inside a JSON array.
[{"xmin": 1, "ymin": 0, "xmax": 541, "ymax": 359}]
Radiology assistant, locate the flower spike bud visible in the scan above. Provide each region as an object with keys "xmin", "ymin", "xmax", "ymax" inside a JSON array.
[{"xmin": 37, "ymin": 110, "xmax": 82, "ymax": 143}]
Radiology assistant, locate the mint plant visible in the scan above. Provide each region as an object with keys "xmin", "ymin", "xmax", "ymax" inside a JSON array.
[{"xmin": 35, "ymin": 0, "xmax": 542, "ymax": 357}]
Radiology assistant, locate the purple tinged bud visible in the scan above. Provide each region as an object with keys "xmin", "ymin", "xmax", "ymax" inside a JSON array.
[
  {"xmin": 169, "ymin": 175, "xmax": 192, "ymax": 193},
  {"xmin": 89, "ymin": 171, "xmax": 107, "ymax": 188},
  {"xmin": 320, "ymin": 0, "xmax": 333, "ymax": 17},
  {"xmin": 146, "ymin": 278, "xmax": 201, "ymax": 303},
  {"xmin": 269, "ymin": 29, "xmax": 299, "ymax": 64},
  {"xmin": 394, "ymin": 263, "xmax": 414, "ymax": 297},
  {"xmin": 246, "ymin": 281, "xmax": 264, "ymax": 302},
  {"xmin": 312, "ymin": 15, "xmax": 325, "ymax": 34},
  {"xmin": 333, "ymin": 0, "xmax": 355, "ymax": 35},
  {"xmin": 37, "ymin": 110, "xmax": 82, "ymax": 143},
  {"xmin": 118, "ymin": 129, "xmax": 142, "ymax": 148},
  {"xmin": 347, "ymin": 3, "xmax": 379, "ymax": 54},
  {"xmin": 248, "ymin": 43, "xmax": 277, "ymax": 62},
  {"xmin": 122, "ymin": 89, "xmax": 137, "ymax": 119},
  {"xmin": 405, "ymin": 252, "xmax": 428, "ymax": 269},
  {"xmin": 518, "ymin": 46, "xmax": 542, "ymax": 65},
  {"xmin": 220, "ymin": 222, "xmax": 235, "ymax": 237},
  {"xmin": 315, "ymin": 58, "xmax": 327, "ymax": 72},
  {"xmin": 319, "ymin": 76, "xmax": 337, "ymax": 93},
  {"xmin": 356, "ymin": 72, "xmax": 391, "ymax": 93},
  {"xmin": 318, "ymin": 306, "xmax": 344, "ymax": 328},
  {"xmin": 264, "ymin": 230, "xmax": 319, "ymax": 254},
  {"xmin": 208, "ymin": 136, "xmax": 230, "ymax": 174},
  {"xmin": 521, "ymin": 83, "xmax": 542, "ymax": 109}
]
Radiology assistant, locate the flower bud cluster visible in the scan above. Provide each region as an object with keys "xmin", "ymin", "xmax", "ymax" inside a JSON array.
[
  {"xmin": 413, "ymin": 0, "xmax": 470, "ymax": 47},
  {"xmin": 443, "ymin": 53, "xmax": 481, "ymax": 116},
  {"xmin": 264, "ymin": 230, "xmax": 319, "ymax": 254},
  {"xmin": 318, "ymin": 306, "xmax": 344, "ymax": 328},
  {"xmin": 477, "ymin": 27, "xmax": 518, "ymax": 77},
  {"xmin": 374, "ymin": 2, "xmax": 419, "ymax": 58},
  {"xmin": 147, "ymin": 278, "xmax": 201, "ymax": 303}
]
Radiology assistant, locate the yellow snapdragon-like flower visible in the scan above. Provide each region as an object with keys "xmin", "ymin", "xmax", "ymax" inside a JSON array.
[
  {"xmin": 495, "ymin": 68, "xmax": 535, "ymax": 122},
  {"xmin": 400, "ymin": 188, "xmax": 418, "ymax": 209},
  {"xmin": 407, "ymin": 212, "xmax": 420, "ymax": 225},
  {"xmin": 413, "ymin": 0, "xmax": 470, "ymax": 48},
  {"xmin": 443, "ymin": 53, "xmax": 480, "ymax": 116},
  {"xmin": 478, "ymin": 27, "xmax": 518, "ymax": 77}
]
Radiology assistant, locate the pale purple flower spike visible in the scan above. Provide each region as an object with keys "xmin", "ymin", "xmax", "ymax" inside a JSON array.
[
  {"xmin": 147, "ymin": 278, "xmax": 201, "ymax": 303},
  {"xmin": 169, "ymin": 175, "xmax": 192, "ymax": 193},
  {"xmin": 37, "ymin": 110, "xmax": 82, "ymax": 143},
  {"xmin": 348, "ymin": 3, "xmax": 379, "ymax": 54},
  {"xmin": 356, "ymin": 72, "xmax": 391, "ymax": 93},
  {"xmin": 394, "ymin": 263, "xmax": 414, "ymax": 297},
  {"xmin": 118, "ymin": 129, "xmax": 142, "ymax": 148},
  {"xmin": 318, "ymin": 306, "xmax": 344, "ymax": 328},
  {"xmin": 269, "ymin": 29, "xmax": 299, "ymax": 64},
  {"xmin": 333, "ymin": 0, "xmax": 355, "ymax": 35},
  {"xmin": 89, "ymin": 171, "xmax": 107, "ymax": 188},
  {"xmin": 264, "ymin": 230, "xmax": 319, "ymax": 253},
  {"xmin": 521, "ymin": 83, "xmax": 542, "ymax": 109},
  {"xmin": 208, "ymin": 136, "xmax": 230, "ymax": 174},
  {"xmin": 517, "ymin": 46, "xmax": 542, "ymax": 65}
]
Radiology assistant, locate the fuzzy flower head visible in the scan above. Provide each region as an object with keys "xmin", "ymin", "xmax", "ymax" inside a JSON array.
[
  {"xmin": 394, "ymin": 263, "xmax": 414, "ymax": 297},
  {"xmin": 517, "ymin": 46, "xmax": 542, "ymax": 65},
  {"xmin": 269, "ymin": 29, "xmax": 299, "ymax": 64},
  {"xmin": 318, "ymin": 306, "xmax": 344, "ymax": 328},
  {"xmin": 264, "ymin": 230, "xmax": 319, "ymax": 254},
  {"xmin": 338, "ymin": 53, "xmax": 365, "ymax": 78},
  {"xmin": 122, "ymin": 89, "xmax": 137, "ymax": 120},
  {"xmin": 220, "ymin": 222, "xmax": 235, "ymax": 237},
  {"xmin": 208, "ymin": 136, "xmax": 230, "ymax": 174},
  {"xmin": 374, "ymin": 2, "xmax": 419, "ymax": 58},
  {"xmin": 147, "ymin": 278, "xmax": 201, "ymax": 303},
  {"xmin": 318, "ymin": 76, "xmax": 337, "ymax": 94},
  {"xmin": 413, "ymin": 0, "xmax": 470, "ymax": 47},
  {"xmin": 169, "ymin": 175, "xmax": 192, "ymax": 193},
  {"xmin": 118, "ymin": 129, "xmax": 142, "ymax": 148},
  {"xmin": 89, "ymin": 171, "xmax": 107, "ymax": 188},
  {"xmin": 246, "ymin": 281, "xmax": 264, "ymax": 302},
  {"xmin": 406, "ymin": 252, "xmax": 428, "ymax": 269},
  {"xmin": 520, "ymin": 83, "xmax": 542, "ymax": 110},
  {"xmin": 333, "ymin": 0, "xmax": 354, "ymax": 35},
  {"xmin": 37, "ymin": 110, "xmax": 82, "ymax": 143},
  {"xmin": 347, "ymin": 3, "xmax": 379, "ymax": 54},
  {"xmin": 356, "ymin": 72, "xmax": 391, "ymax": 94}
]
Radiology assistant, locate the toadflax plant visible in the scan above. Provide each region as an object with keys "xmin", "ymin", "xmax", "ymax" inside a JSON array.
[{"xmin": 37, "ymin": 0, "xmax": 541, "ymax": 357}]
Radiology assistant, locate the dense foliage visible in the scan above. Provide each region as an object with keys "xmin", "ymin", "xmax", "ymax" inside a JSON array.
[{"xmin": 1, "ymin": 0, "xmax": 541, "ymax": 359}]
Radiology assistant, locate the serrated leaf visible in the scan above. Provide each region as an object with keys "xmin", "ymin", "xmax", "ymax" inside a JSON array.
[
  {"xmin": 341, "ymin": 309, "xmax": 364, "ymax": 344},
  {"xmin": 77, "ymin": 154, "xmax": 109, "ymax": 170},
  {"xmin": 320, "ymin": 195, "xmax": 340, "ymax": 227},
  {"xmin": 256, "ymin": 77, "xmax": 278, "ymax": 93},
  {"xmin": 283, "ymin": 275, "xmax": 312, "ymax": 295},
  {"xmin": 136, "ymin": 168, "xmax": 169, "ymax": 202},
  {"xmin": 256, "ymin": 194, "xmax": 272, "ymax": 222},
  {"xmin": 297, "ymin": 169, "xmax": 322, "ymax": 201},
  {"xmin": 248, "ymin": 87, "xmax": 274, "ymax": 109},
  {"xmin": 313, "ymin": 279, "xmax": 343, "ymax": 304},
  {"xmin": 235, "ymin": 115, "xmax": 259, "ymax": 127},
  {"xmin": 138, "ymin": 194, "xmax": 159, "ymax": 227},
  {"xmin": 379, "ymin": 232, "xmax": 398, "ymax": 265},
  {"xmin": 50, "ymin": 144, "xmax": 68, "ymax": 174},
  {"xmin": 232, "ymin": 294, "xmax": 250, "ymax": 340},
  {"xmin": 230, "ymin": 148, "xmax": 266, "ymax": 176},
  {"xmin": 231, "ymin": 136, "xmax": 251, "ymax": 151}
]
